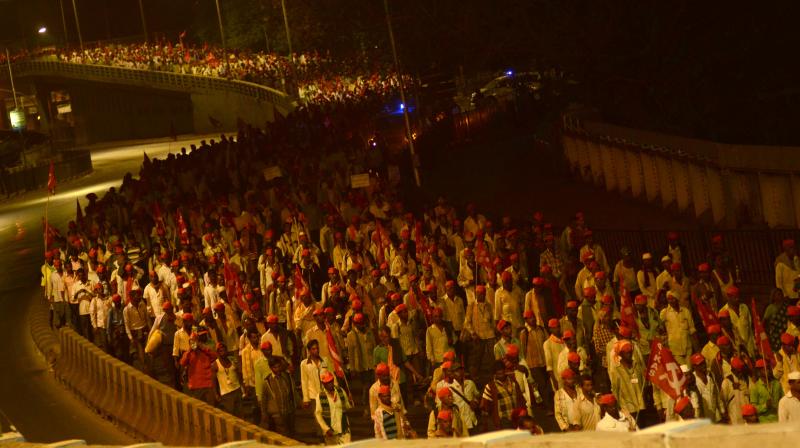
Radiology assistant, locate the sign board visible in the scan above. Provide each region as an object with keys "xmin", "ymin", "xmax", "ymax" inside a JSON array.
[
  {"xmin": 56, "ymin": 103, "xmax": 72, "ymax": 114},
  {"xmin": 8, "ymin": 109, "xmax": 25, "ymax": 130},
  {"xmin": 263, "ymin": 166, "xmax": 282, "ymax": 181},
  {"xmin": 350, "ymin": 173, "xmax": 371, "ymax": 189}
]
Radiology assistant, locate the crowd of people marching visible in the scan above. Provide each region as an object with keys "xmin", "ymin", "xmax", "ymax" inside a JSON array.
[
  {"xmin": 10, "ymin": 40, "xmax": 404, "ymax": 108},
  {"xmin": 37, "ymin": 96, "xmax": 800, "ymax": 442}
]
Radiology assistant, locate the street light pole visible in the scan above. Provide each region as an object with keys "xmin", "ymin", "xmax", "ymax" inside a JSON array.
[
  {"xmin": 383, "ymin": 0, "xmax": 421, "ymax": 187},
  {"xmin": 214, "ymin": 0, "xmax": 229, "ymax": 71},
  {"xmin": 58, "ymin": 0, "xmax": 70, "ymax": 46},
  {"xmin": 5, "ymin": 49, "xmax": 19, "ymax": 110},
  {"xmin": 137, "ymin": 0, "xmax": 149, "ymax": 43},
  {"xmin": 70, "ymin": 0, "xmax": 84, "ymax": 50},
  {"xmin": 279, "ymin": 0, "xmax": 293, "ymax": 58}
]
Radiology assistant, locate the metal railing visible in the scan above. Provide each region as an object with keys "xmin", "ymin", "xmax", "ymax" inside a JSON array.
[{"xmin": 6, "ymin": 60, "xmax": 297, "ymax": 114}]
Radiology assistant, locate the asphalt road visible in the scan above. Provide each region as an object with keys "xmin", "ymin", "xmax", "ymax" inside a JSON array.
[{"xmin": 0, "ymin": 134, "xmax": 217, "ymax": 444}]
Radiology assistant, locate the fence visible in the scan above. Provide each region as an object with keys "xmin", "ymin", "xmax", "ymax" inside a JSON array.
[
  {"xmin": 6, "ymin": 61, "xmax": 297, "ymax": 116},
  {"xmin": 1, "ymin": 150, "xmax": 92, "ymax": 197},
  {"xmin": 561, "ymin": 116, "xmax": 800, "ymax": 229}
]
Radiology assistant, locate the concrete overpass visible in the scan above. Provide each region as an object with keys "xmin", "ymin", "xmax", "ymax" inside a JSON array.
[{"xmin": 0, "ymin": 60, "xmax": 296, "ymax": 145}]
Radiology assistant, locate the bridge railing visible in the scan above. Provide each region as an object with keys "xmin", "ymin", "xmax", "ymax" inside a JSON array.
[
  {"xmin": 561, "ymin": 115, "xmax": 800, "ymax": 229},
  {"xmin": 8, "ymin": 60, "xmax": 297, "ymax": 114}
]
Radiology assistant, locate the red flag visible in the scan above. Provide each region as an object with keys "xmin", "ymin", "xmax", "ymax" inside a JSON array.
[
  {"xmin": 47, "ymin": 161, "xmax": 56, "ymax": 194},
  {"xmin": 184, "ymin": 50, "xmax": 191, "ymax": 63},
  {"xmin": 152, "ymin": 202, "xmax": 166, "ymax": 237},
  {"xmin": 326, "ymin": 326, "xmax": 346, "ymax": 378},
  {"xmin": 752, "ymin": 298, "xmax": 776, "ymax": 367},
  {"xmin": 179, "ymin": 30, "xmax": 187, "ymax": 39},
  {"xmin": 293, "ymin": 265, "xmax": 306, "ymax": 295},
  {"xmin": 693, "ymin": 296, "xmax": 719, "ymax": 330},
  {"xmin": 619, "ymin": 277, "xmax": 638, "ymax": 338},
  {"xmin": 222, "ymin": 255, "xmax": 247, "ymax": 311},
  {"xmin": 646, "ymin": 338, "xmax": 686, "ymax": 400},
  {"xmin": 176, "ymin": 209, "xmax": 190, "ymax": 245}
]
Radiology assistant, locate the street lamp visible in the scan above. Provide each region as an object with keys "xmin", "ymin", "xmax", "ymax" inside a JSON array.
[{"xmin": 38, "ymin": 26, "xmax": 48, "ymax": 34}]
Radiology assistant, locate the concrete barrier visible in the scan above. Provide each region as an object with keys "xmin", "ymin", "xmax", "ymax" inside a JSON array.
[
  {"xmin": 28, "ymin": 297, "xmax": 60, "ymax": 365},
  {"xmin": 52, "ymin": 328, "xmax": 301, "ymax": 446}
]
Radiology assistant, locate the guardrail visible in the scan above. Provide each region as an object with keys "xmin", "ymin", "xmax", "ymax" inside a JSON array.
[
  {"xmin": 1, "ymin": 150, "xmax": 92, "ymax": 197},
  {"xmin": 47, "ymin": 324, "xmax": 300, "ymax": 446},
  {"xmin": 6, "ymin": 60, "xmax": 297, "ymax": 115},
  {"xmin": 561, "ymin": 117, "xmax": 800, "ymax": 229}
]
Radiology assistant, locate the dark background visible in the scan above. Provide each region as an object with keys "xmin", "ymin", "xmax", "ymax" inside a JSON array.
[{"xmin": 4, "ymin": 0, "xmax": 800, "ymax": 146}]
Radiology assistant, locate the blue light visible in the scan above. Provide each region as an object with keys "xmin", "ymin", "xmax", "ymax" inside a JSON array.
[
  {"xmin": 506, "ymin": 70, "xmax": 513, "ymax": 76},
  {"xmin": 399, "ymin": 103, "xmax": 405, "ymax": 111}
]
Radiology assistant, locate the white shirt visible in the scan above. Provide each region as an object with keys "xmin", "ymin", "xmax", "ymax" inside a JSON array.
[
  {"xmin": 89, "ymin": 297, "xmax": 109, "ymax": 329},
  {"xmin": 595, "ymin": 412, "xmax": 636, "ymax": 432},
  {"xmin": 143, "ymin": 283, "xmax": 164, "ymax": 318},
  {"xmin": 314, "ymin": 388, "xmax": 347, "ymax": 434},
  {"xmin": 434, "ymin": 379, "xmax": 479, "ymax": 429},
  {"xmin": 204, "ymin": 284, "xmax": 220, "ymax": 310},
  {"xmin": 49, "ymin": 271, "xmax": 65, "ymax": 302},
  {"xmin": 778, "ymin": 392, "xmax": 800, "ymax": 423}
]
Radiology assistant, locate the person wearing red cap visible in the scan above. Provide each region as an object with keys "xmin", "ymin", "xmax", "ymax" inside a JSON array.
[
  {"xmin": 304, "ymin": 308, "xmax": 335, "ymax": 366},
  {"xmin": 581, "ymin": 230, "xmax": 610, "ymax": 275},
  {"xmin": 637, "ymin": 253, "xmax": 657, "ymax": 307},
  {"xmin": 660, "ymin": 287, "xmax": 698, "ymax": 365},
  {"xmin": 742, "ymin": 403, "xmax": 759, "ymax": 424},
  {"xmin": 558, "ymin": 300, "xmax": 585, "ymax": 350},
  {"xmin": 123, "ymin": 289, "xmax": 151, "ymax": 369},
  {"xmin": 763, "ymin": 288, "xmax": 789, "ymax": 355},
  {"xmin": 463, "ymin": 284, "xmax": 496, "ymax": 382},
  {"xmin": 493, "ymin": 319, "xmax": 521, "ymax": 361},
  {"xmin": 595, "ymin": 393, "xmax": 637, "ymax": 432},
  {"xmin": 258, "ymin": 355, "xmax": 296, "ymax": 434},
  {"xmin": 665, "ymin": 262, "xmax": 690, "ymax": 308},
  {"xmin": 574, "ymin": 251, "xmax": 597, "ymax": 301},
  {"xmin": 495, "ymin": 270, "xmax": 523, "ymax": 332},
  {"xmin": 719, "ymin": 285, "xmax": 756, "ymax": 358},
  {"xmin": 320, "ymin": 267, "xmax": 342, "ymax": 306},
  {"xmin": 106, "ymin": 292, "xmax": 129, "ymax": 362},
  {"xmin": 554, "ymin": 368, "xmax": 580, "ymax": 431},
  {"xmin": 558, "ymin": 332, "xmax": 589, "ymax": 380},
  {"xmin": 202, "ymin": 271, "xmax": 221, "ymax": 312},
  {"xmin": 390, "ymin": 240, "xmax": 416, "ymax": 291},
  {"xmin": 655, "ymin": 255, "xmax": 673, "ymax": 293},
  {"xmin": 88, "ymin": 282, "xmax": 110, "ymax": 351},
  {"xmin": 314, "ymin": 369, "xmax": 352, "ymax": 445},
  {"xmin": 774, "ymin": 333, "xmax": 800, "ymax": 394},
  {"xmin": 673, "ymin": 395, "xmax": 694, "ymax": 421},
  {"xmin": 539, "ymin": 234, "xmax": 564, "ymax": 281},
  {"xmin": 689, "ymin": 353, "xmax": 722, "ymax": 423},
  {"xmin": 633, "ymin": 294, "xmax": 659, "ymax": 360},
  {"xmin": 180, "ymin": 330, "xmax": 218, "ymax": 405},
  {"xmin": 544, "ymin": 318, "xmax": 565, "ymax": 394},
  {"xmin": 749, "ymin": 358, "xmax": 782, "ymax": 422},
  {"xmin": 211, "ymin": 341, "xmax": 244, "ymax": 418},
  {"xmin": 788, "ymin": 305, "xmax": 800, "ymax": 338},
  {"xmin": 369, "ymin": 361, "xmax": 405, "ymax": 418},
  {"xmin": 434, "ymin": 361, "xmax": 479, "ymax": 433},
  {"xmin": 775, "ymin": 239, "xmax": 799, "ymax": 299},
  {"xmin": 143, "ymin": 272, "xmax": 167, "ymax": 320},
  {"xmin": 721, "ymin": 356, "xmax": 749, "ymax": 424},
  {"xmin": 613, "ymin": 247, "xmax": 640, "ymax": 301},
  {"xmin": 373, "ymin": 383, "xmax": 414, "ymax": 439},
  {"xmin": 691, "ymin": 262, "xmax": 720, "ymax": 314},
  {"xmin": 520, "ymin": 308, "xmax": 549, "ymax": 406},
  {"xmin": 48, "ymin": 259, "xmax": 68, "ymax": 328},
  {"xmin": 592, "ymin": 308, "xmax": 615, "ymax": 391},
  {"xmin": 610, "ymin": 340, "xmax": 645, "ymax": 419},
  {"xmin": 442, "ymin": 280, "xmax": 465, "ymax": 337},
  {"xmin": 292, "ymin": 287, "xmax": 319, "ymax": 338}
]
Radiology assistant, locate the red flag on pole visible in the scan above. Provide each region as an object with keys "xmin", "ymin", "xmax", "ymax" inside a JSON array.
[
  {"xmin": 646, "ymin": 338, "xmax": 686, "ymax": 400},
  {"xmin": 293, "ymin": 264, "xmax": 306, "ymax": 294},
  {"xmin": 693, "ymin": 296, "xmax": 719, "ymax": 330},
  {"xmin": 222, "ymin": 255, "xmax": 247, "ymax": 311},
  {"xmin": 152, "ymin": 203, "xmax": 166, "ymax": 236},
  {"xmin": 176, "ymin": 209, "xmax": 190, "ymax": 245},
  {"xmin": 326, "ymin": 326, "xmax": 346, "ymax": 378},
  {"xmin": 47, "ymin": 161, "xmax": 56, "ymax": 194},
  {"xmin": 751, "ymin": 297, "xmax": 776, "ymax": 367}
]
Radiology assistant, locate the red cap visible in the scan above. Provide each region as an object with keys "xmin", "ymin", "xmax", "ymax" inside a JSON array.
[
  {"xmin": 436, "ymin": 409, "xmax": 452, "ymax": 421},
  {"xmin": 509, "ymin": 253, "xmax": 519, "ymax": 262},
  {"xmin": 583, "ymin": 287, "xmax": 596, "ymax": 297},
  {"xmin": 496, "ymin": 319, "xmax": 509, "ymax": 332},
  {"xmin": 476, "ymin": 285, "xmax": 486, "ymax": 294},
  {"xmin": 567, "ymin": 351, "xmax": 580, "ymax": 363},
  {"xmin": 594, "ymin": 271, "xmax": 606, "ymax": 280},
  {"xmin": 670, "ymin": 262, "xmax": 682, "ymax": 272},
  {"xmin": 500, "ymin": 271, "xmax": 512, "ymax": 282},
  {"xmin": 213, "ymin": 302, "xmax": 225, "ymax": 312},
  {"xmin": 560, "ymin": 368, "xmax": 576, "ymax": 379},
  {"xmin": 445, "ymin": 280, "xmax": 455, "ymax": 288},
  {"xmin": 547, "ymin": 318, "xmax": 559, "ymax": 329},
  {"xmin": 112, "ymin": 294, "xmax": 121, "ymax": 303},
  {"xmin": 787, "ymin": 306, "xmax": 800, "ymax": 317},
  {"xmin": 353, "ymin": 313, "xmax": 365, "ymax": 324},
  {"xmin": 505, "ymin": 344, "xmax": 519, "ymax": 358},
  {"xmin": 371, "ymin": 269, "xmax": 380, "ymax": 277},
  {"xmin": 619, "ymin": 326, "xmax": 632, "ymax": 337},
  {"xmin": 781, "ymin": 333, "xmax": 796, "ymax": 345},
  {"xmin": 182, "ymin": 313, "xmax": 194, "ymax": 322},
  {"xmin": 697, "ymin": 263, "xmax": 710, "ymax": 273},
  {"xmin": 327, "ymin": 267, "xmax": 338, "ymax": 275},
  {"xmin": 436, "ymin": 387, "xmax": 452, "ymax": 399},
  {"xmin": 351, "ymin": 299, "xmax": 363, "ymax": 310},
  {"xmin": 731, "ymin": 357, "xmax": 745, "ymax": 370},
  {"xmin": 320, "ymin": 371, "xmax": 335, "ymax": 383},
  {"xmin": 313, "ymin": 308, "xmax": 324, "ymax": 316},
  {"xmin": 581, "ymin": 251, "xmax": 595, "ymax": 263},
  {"xmin": 431, "ymin": 307, "xmax": 444, "ymax": 317},
  {"xmin": 725, "ymin": 286, "xmax": 739, "ymax": 297},
  {"xmin": 443, "ymin": 351, "xmax": 456, "ymax": 361},
  {"xmin": 563, "ymin": 330, "xmax": 575, "ymax": 340},
  {"xmin": 324, "ymin": 306, "xmax": 335, "ymax": 315},
  {"xmin": 741, "ymin": 404, "xmax": 757, "ymax": 417},
  {"xmin": 394, "ymin": 304, "xmax": 407, "ymax": 313},
  {"xmin": 202, "ymin": 306, "xmax": 212, "ymax": 315},
  {"xmin": 532, "ymin": 277, "xmax": 545, "ymax": 286},
  {"xmin": 375, "ymin": 363, "xmax": 389, "ymax": 375},
  {"xmin": 717, "ymin": 335, "xmax": 731, "ymax": 346},
  {"xmin": 349, "ymin": 293, "xmax": 360, "ymax": 302},
  {"xmin": 674, "ymin": 396, "xmax": 691, "ymax": 414},
  {"xmin": 618, "ymin": 340, "xmax": 633, "ymax": 353},
  {"xmin": 706, "ymin": 324, "xmax": 721, "ymax": 334},
  {"xmin": 266, "ymin": 314, "xmax": 279, "ymax": 324},
  {"xmin": 161, "ymin": 301, "xmax": 173, "ymax": 311},
  {"xmin": 523, "ymin": 310, "xmax": 535, "ymax": 319},
  {"xmin": 540, "ymin": 264, "xmax": 552, "ymax": 274},
  {"xmin": 634, "ymin": 294, "xmax": 648, "ymax": 305},
  {"xmin": 718, "ymin": 309, "xmax": 730, "ymax": 318},
  {"xmin": 378, "ymin": 385, "xmax": 391, "ymax": 395},
  {"xmin": 755, "ymin": 359, "xmax": 766, "ymax": 369},
  {"xmin": 598, "ymin": 394, "xmax": 617, "ymax": 405},
  {"xmin": 170, "ymin": 260, "xmax": 179, "ymax": 267},
  {"xmin": 690, "ymin": 353, "xmax": 705, "ymax": 366},
  {"xmin": 566, "ymin": 300, "xmax": 578, "ymax": 309},
  {"xmin": 601, "ymin": 295, "xmax": 613, "ymax": 304},
  {"xmin": 260, "ymin": 341, "xmax": 272, "ymax": 350},
  {"xmin": 424, "ymin": 283, "xmax": 436, "ymax": 293},
  {"xmin": 783, "ymin": 239, "xmax": 796, "ymax": 249},
  {"xmin": 711, "ymin": 234, "xmax": 723, "ymax": 244}
]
